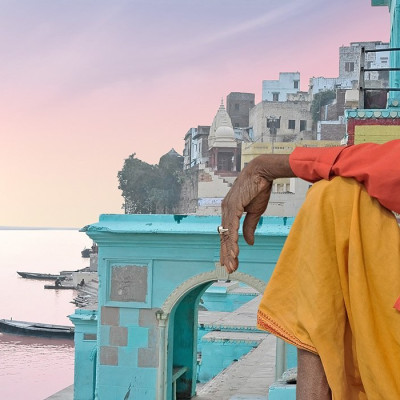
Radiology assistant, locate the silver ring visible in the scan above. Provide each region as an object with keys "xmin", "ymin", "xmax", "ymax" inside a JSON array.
[{"xmin": 217, "ymin": 226, "xmax": 229, "ymax": 234}]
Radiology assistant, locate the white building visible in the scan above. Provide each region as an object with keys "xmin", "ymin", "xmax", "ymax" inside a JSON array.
[
  {"xmin": 183, "ymin": 126, "xmax": 210, "ymax": 169},
  {"xmin": 309, "ymin": 41, "xmax": 390, "ymax": 95},
  {"xmin": 262, "ymin": 72, "xmax": 300, "ymax": 102}
]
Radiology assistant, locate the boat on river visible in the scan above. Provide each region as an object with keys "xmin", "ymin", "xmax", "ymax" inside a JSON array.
[
  {"xmin": 44, "ymin": 284, "xmax": 76, "ymax": 290},
  {"xmin": 0, "ymin": 319, "xmax": 74, "ymax": 338},
  {"xmin": 17, "ymin": 271, "xmax": 66, "ymax": 280}
]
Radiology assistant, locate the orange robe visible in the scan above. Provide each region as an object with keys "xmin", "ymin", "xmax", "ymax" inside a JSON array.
[
  {"xmin": 289, "ymin": 139, "xmax": 400, "ymax": 214},
  {"xmin": 257, "ymin": 177, "xmax": 400, "ymax": 399}
]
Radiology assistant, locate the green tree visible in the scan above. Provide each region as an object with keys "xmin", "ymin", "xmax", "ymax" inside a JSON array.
[
  {"xmin": 117, "ymin": 150, "xmax": 183, "ymax": 214},
  {"xmin": 311, "ymin": 90, "xmax": 336, "ymax": 123}
]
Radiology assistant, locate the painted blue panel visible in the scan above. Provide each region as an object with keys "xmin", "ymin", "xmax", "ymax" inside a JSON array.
[
  {"xmin": 268, "ymin": 382, "xmax": 296, "ymax": 400},
  {"xmin": 201, "ymin": 292, "xmax": 257, "ymax": 312},
  {"xmin": 99, "ymin": 325, "xmax": 110, "ymax": 345},
  {"xmin": 118, "ymin": 347, "xmax": 138, "ymax": 367},
  {"xmin": 286, "ymin": 343, "xmax": 297, "ymax": 369},
  {"xmin": 96, "ymin": 385, "xmax": 117, "ymax": 400},
  {"xmin": 128, "ymin": 326, "xmax": 149, "ymax": 348},
  {"xmin": 198, "ymin": 340, "xmax": 259, "ymax": 383},
  {"xmin": 120, "ymin": 308, "xmax": 140, "ymax": 325}
]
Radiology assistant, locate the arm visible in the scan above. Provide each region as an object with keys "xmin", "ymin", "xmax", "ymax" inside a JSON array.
[
  {"xmin": 220, "ymin": 154, "xmax": 295, "ymax": 273},
  {"xmin": 220, "ymin": 140, "xmax": 400, "ymax": 273}
]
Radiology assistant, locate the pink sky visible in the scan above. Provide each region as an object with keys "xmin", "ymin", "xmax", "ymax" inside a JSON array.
[{"xmin": 0, "ymin": 0, "xmax": 390, "ymax": 227}]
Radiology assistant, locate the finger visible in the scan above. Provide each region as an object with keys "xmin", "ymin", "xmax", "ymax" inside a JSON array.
[
  {"xmin": 242, "ymin": 212, "xmax": 261, "ymax": 245},
  {"xmin": 220, "ymin": 197, "xmax": 241, "ymax": 272},
  {"xmin": 219, "ymin": 219, "xmax": 240, "ymax": 273},
  {"xmin": 243, "ymin": 190, "xmax": 271, "ymax": 245}
]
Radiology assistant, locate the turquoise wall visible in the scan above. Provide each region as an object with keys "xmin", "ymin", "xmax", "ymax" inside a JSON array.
[
  {"xmin": 69, "ymin": 309, "xmax": 98, "ymax": 400},
  {"xmin": 73, "ymin": 214, "xmax": 293, "ymax": 400},
  {"xmin": 198, "ymin": 338, "xmax": 261, "ymax": 382},
  {"xmin": 201, "ymin": 288, "xmax": 258, "ymax": 312}
]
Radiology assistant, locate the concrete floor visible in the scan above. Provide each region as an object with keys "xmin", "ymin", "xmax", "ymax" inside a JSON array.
[
  {"xmin": 194, "ymin": 334, "xmax": 276, "ymax": 400},
  {"xmin": 44, "ymin": 384, "xmax": 73, "ymax": 400}
]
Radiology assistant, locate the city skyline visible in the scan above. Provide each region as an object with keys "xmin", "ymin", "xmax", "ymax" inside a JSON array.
[{"xmin": 0, "ymin": 0, "xmax": 390, "ymax": 227}]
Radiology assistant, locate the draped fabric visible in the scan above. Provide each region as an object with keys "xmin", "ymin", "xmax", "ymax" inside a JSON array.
[{"xmin": 257, "ymin": 177, "xmax": 400, "ymax": 400}]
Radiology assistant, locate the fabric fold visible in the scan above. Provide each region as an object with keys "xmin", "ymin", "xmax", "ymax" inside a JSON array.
[{"xmin": 257, "ymin": 177, "xmax": 400, "ymax": 400}]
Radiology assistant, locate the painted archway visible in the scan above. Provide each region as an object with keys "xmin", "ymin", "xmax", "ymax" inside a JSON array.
[
  {"xmin": 157, "ymin": 265, "xmax": 267, "ymax": 399},
  {"xmin": 77, "ymin": 214, "xmax": 292, "ymax": 400}
]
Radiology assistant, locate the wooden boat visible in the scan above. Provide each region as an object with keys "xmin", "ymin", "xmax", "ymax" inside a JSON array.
[
  {"xmin": 17, "ymin": 271, "xmax": 66, "ymax": 280},
  {"xmin": 44, "ymin": 284, "xmax": 76, "ymax": 290},
  {"xmin": 0, "ymin": 319, "xmax": 74, "ymax": 338}
]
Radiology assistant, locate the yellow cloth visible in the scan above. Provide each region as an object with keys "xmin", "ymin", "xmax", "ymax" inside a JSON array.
[{"xmin": 257, "ymin": 177, "xmax": 400, "ymax": 400}]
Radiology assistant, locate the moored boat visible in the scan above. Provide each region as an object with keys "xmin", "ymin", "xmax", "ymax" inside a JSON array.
[
  {"xmin": 17, "ymin": 271, "xmax": 66, "ymax": 280},
  {"xmin": 0, "ymin": 319, "xmax": 74, "ymax": 338},
  {"xmin": 44, "ymin": 284, "xmax": 76, "ymax": 290}
]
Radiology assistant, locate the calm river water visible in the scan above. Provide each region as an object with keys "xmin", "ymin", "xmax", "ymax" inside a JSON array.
[{"xmin": 0, "ymin": 228, "xmax": 93, "ymax": 399}]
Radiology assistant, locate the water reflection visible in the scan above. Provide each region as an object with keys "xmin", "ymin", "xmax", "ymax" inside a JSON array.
[{"xmin": 0, "ymin": 332, "xmax": 74, "ymax": 399}]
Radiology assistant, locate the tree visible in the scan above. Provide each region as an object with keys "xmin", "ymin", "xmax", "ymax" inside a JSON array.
[
  {"xmin": 311, "ymin": 90, "xmax": 336, "ymax": 123},
  {"xmin": 117, "ymin": 150, "xmax": 183, "ymax": 214}
]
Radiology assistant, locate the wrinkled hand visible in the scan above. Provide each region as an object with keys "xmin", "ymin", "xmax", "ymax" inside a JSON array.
[{"xmin": 219, "ymin": 154, "xmax": 294, "ymax": 273}]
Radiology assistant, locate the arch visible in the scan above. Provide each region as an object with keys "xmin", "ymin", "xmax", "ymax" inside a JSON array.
[
  {"xmin": 157, "ymin": 263, "xmax": 268, "ymax": 399},
  {"xmin": 160, "ymin": 263, "xmax": 267, "ymax": 316}
]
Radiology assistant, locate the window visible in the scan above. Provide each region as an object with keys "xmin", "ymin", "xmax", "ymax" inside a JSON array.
[
  {"xmin": 234, "ymin": 103, "xmax": 239, "ymax": 111},
  {"xmin": 345, "ymin": 62, "xmax": 355, "ymax": 72},
  {"xmin": 267, "ymin": 118, "xmax": 280, "ymax": 129},
  {"xmin": 300, "ymin": 120, "xmax": 307, "ymax": 131},
  {"xmin": 293, "ymin": 80, "xmax": 299, "ymax": 89},
  {"xmin": 288, "ymin": 120, "xmax": 295, "ymax": 129},
  {"xmin": 272, "ymin": 92, "xmax": 280, "ymax": 101}
]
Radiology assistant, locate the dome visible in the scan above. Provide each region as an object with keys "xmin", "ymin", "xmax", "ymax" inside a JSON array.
[{"xmin": 215, "ymin": 125, "xmax": 235, "ymax": 140}]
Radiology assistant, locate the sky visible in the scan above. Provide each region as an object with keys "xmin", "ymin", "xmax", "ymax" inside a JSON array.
[{"xmin": 0, "ymin": 0, "xmax": 390, "ymax": 228}]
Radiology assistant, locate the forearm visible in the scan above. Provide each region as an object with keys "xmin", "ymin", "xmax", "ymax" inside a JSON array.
[{"xmin": 245, "ymin": 154, "xmax": 296, "ymax": 180}]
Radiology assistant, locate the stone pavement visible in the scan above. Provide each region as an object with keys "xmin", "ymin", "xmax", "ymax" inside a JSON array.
[
  {"xmin": 44, "ymin": 384, "xmax": 73, "ymax": 400},
  {"xmin": 194, "ymin": 334, "xmax": 276, "ymax": 400}
]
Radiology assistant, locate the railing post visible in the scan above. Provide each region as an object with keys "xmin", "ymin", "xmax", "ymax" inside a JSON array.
[{"xmin": 359, "ymin": 46, "xmax": 366, "ymax": 108}]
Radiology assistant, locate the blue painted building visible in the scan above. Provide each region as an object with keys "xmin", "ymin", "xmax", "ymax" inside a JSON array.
[{"xmin": 70, "ymin": 214, "xmax": 293, "ymax": 399}]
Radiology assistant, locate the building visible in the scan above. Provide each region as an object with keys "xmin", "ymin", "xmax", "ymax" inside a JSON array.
[
  {"xmin": 208, "ymin": 100, "xmax": 239, "ymax": 173},
  {"xmin": 339, "ymin": 41, "xmax": 389, "ymax": 83},
  {"xmin": 226, "ymin": 92, "xmax": 255, "ymax": 128},
  {"xmin": 317, "ymin": 88, "xmax": 347, "ymax": 141},
  {"xmin": 249, "ymin": 92, "xmax": 313, "ymax": 143},
  {"xmin": 262, "ymin": 72, "xmax": 300, "ymax": 102},
  {"xmin": 309, "ymin": 41, "xmax": 389, "ymax": 95},
  {"xmin": 183, "ymin": 126, "xmax": 210, "ymax": 169}
]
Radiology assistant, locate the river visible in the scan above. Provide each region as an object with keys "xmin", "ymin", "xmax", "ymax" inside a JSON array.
[{"xmin": 0, "ymin": 228, "xmax": 93, "ymax": 399}]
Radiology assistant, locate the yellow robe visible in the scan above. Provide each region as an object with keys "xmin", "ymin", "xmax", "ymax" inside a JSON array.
[{"xmin": 257, "ymin": 177, "xmax": 400, "ymax": 400}]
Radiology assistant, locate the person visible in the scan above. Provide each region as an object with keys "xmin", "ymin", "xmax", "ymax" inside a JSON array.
[
  {"xmin": 219, "ymin": 139, "xmax": 400, "ymax": 400},
  {"xmin": 78, "ymin": 278, "xmax": 85, "ymax": 287},
  {"xmin": 55, "ymin": 277, "xmax": 62, "ymax": 287}
]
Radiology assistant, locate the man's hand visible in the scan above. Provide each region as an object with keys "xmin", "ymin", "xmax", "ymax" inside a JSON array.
[{"xmin": 219, "ymin": 154, "xmax": 295, "ymax": 273}]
